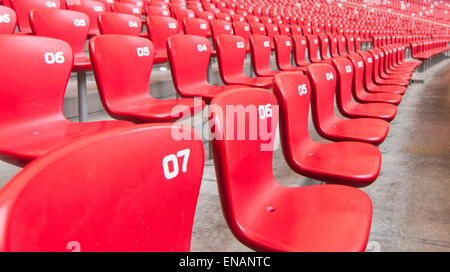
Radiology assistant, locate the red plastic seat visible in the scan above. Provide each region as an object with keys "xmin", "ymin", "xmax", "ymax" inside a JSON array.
[
  {"xmin": 359, "ymin": 51, "xmax": 406, "ymax": 95},
  {"xmin": 332, "ymin": 57, "xmax": 397, "ymax": 122},
  {"xmin": 98, "ymin": 12, "xmax": 142, "ymax": 36},
  {"xmin": 90, "ymin": 34, "xmax": 205, "ymax": 123},
  {"xmin": 146, "ymin": 15, "xmax": 178, "ymax": 63},
  {"xmin": 67, "ymin": 0, "xmax": 105, "ymax": 36},
  {"xmin": 145, "ymin": 5, "xmax": 171, "ymax": 17},
  {"xmin": 274, "ymin": 34, "xmax": 306, "ymax": 72},
  {"xmin": 307, "ymin": 63, "xmax": 390, "ymax": 145},
  {"xmin": 111, "ymin": 2, "xmax": 143, "ymax": 16},
  {"xmin": 183, "ymin": 17, "xmax": 210, "ymax": 37},
  {"xmin": 318, "ymin": 34, "xmax": 332, "ymax": 61},
  {"xmin": 306, "ymin": 34, "xmax": 322, "ymax": 63},
  {"xmin": 209, "ymin": 87, "xmax": 373, "ymax": 251},
  {"xmin": 11, "ymin": 0, "xmax": 60, "ymax": 34},
  {"xmin": 0, "ymin": 5, "xmax": 16, "ymax": 34},
  {"xmin": 210, "ymin": 19, "xmax": 233, "ymax": 40},
  {"xmin": 215, "ymin": 34, "xmax": 273, "ymax": 88},
  {"xmin": 328, "ymin": 34, "xmax": 340, "ymax": 58},
  {"xmin": 167, "ymin": 34, "xmax": 246, "ymax": 103},
  {"xmin": 173, "ymin": 7, "xmax": 195, "ymax": 33},
  {"xmin": 0, "ymin": 35, "xmax": 131, "ymax": 167},
  {"xmin": 250, "ymin": 22, "xmax": 266, "ymax": 35},
  {"xmin": 290, "ymin": 25, "xmax": 302, "ymax": 36},
  {"xmin": 30, "ymin": 8, "xmax": 91, "ymax": 72},
  {"xmin": 368, "ymin": 50, "xmax": 410, "ymax": 86},
  {"xmin": 0, "ymin": 124, "xmax": 204, "ymax": 251},
  {"xmin": 337, "ymin": 35, "xmax": 347, "ymax": 56},
  {"xmin": 96, "ymin": 0, "xmax": 114, "ymax": 12},
  {"xmin": 347, "ymin": 53, "xmax": 402, "ymax": 105},
  {"xmin": 232, "ymin": 21, "xmax": 251, "ymax": 50},
  {"xmin": 249, "ymin": 34, "xmax": 282, "ymax": 77},
  {"xmin": 292, "ymin": 35, "xmax": 310, "ymax": 67},
  {"xmin": 273, "ymin": 72, "xmax": 382, "ymax": 187},
  {"xmin": 279, "ymin": 24, "xmax": 291, "ymax": 36}
]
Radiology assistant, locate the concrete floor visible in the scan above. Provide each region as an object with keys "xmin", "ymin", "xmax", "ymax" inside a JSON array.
[{"xmin": 0, "ymin": 58, "xmax": 449, "ymax": 252}]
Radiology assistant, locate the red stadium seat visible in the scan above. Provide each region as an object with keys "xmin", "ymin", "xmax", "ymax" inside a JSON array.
[
  {"xmin": 98, "ymin": 12, "xmax": 142, "ymax": 36},
  {"xmin": 292, "ymin": 35, "xmax": 310, "ymax": 67},
  {"xmin": 145, "ymin": 5, "xmax": 171, "ymax": 17},
  {"xmin": 89, "ymin": 34, "xmax": 205, "ymax": 122},
  {"xmin": 215, "ymin": 34, "xmax": 273, "ymax": 88},
  {"xmin": 111, "ymin": 2, "xmax": 143, "ymax": 16},
  {"xmin": 273, "ymin": 34, "xmax": 306, "ymax": 72},
  {"xmin": 328, "ymin": 34, "xmax": 340, "ymax": 58},
  {"xmin": 250, "ymin": 22, "xmax": 266, "ymax": 36},
  {"xmin": 306, "ymin": 34, "xmax": 322, "ymax": 63},
  {"xmin": 307, "ymin": 63, "xmax": 390, "ymax": 145},
  {"xmin": 0, "ymin": 124, "xmax": 203, "ymax": 251},
  {"xmin": 347, "ymin": 53, "xmax": 402, "ymax": 105},
  {"xmin": 146, "ymin": 15, "xmax": 178, "ymax": 63},
  {"xmin": 249, "ymin": 34, "xmax": 282, "ymax": 77},
  {"xmin": 273, "ymin": 72, "xmax": 382, "ymax": 186},
  {"xmin": 368, "ymin": 50, "xmax": 410, "ymax": 86},
  {"xmin": 337, "ymin": 35, "xmax": 347, "ymax": 56},
  {"xmin": 183, "ymin": 17, "xmax": 210, "ymax": 37},
  {"xmin": 0, "ymin": 35, "xmax": 131, "ymax": 167},
  {"xmin": 210, "ymin": 19, "xmax": 233, "ymax": 40},
  {"xmin": 318, "ymin": 34, "xmax": 332, "ymax": 61},
  {"xmin": 0, "ymin": 5, "xmax": 16, "ymax": 34},
  {"xmin": 332, "ymin": 57, "xmax": 397, "ymax": 122},
  {"xmin": 67, "ymin": 0, "xmax": 105, "ymax": 36},
  {"xmin": 167, "ymin": 34, "xmax": 246, "ymax": 103},
  {"xmin": 11, "ymin": 0, "xmax": 60, "ymax": 34},
  {"xmin": 209, "ymin": 87, "xmax": 373, "ymax": 251},
  {"xmin": 232, "ymin": 21, "xmax": 251, "ymax": 50}
]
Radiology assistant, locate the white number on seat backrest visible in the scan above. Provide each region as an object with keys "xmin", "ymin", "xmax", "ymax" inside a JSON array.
[
  {"xmin": 128, "ymin": 20, "xmax": 138, "ymax": 28},
  {"xmin": 236, "ymin": 41, "xmax": 245, "ymax": 48},
  {"xmin": 168, "ymin": 22, "xmax": 176, "ymax": 29},
  {"xmin": 298, "ymin": 84, "xmax": 307, "ymax": 96},
  {"xmin": 326, "ymin": 71, "xmax": 334, "ymax": 81},
  {"xmin": 162, "ymin": 149, "xmax": 190, "ymax": 180},
  {"xmin": 44, "ymin": 52, "xmax": 64, "ymax": 64},
  {"xmin": 74, "ymin": 18, "xmax": 86, "ymax": 27},
  {"xmin": 0, "ymin": 14, "xmax": 11, "ymax": 24},
  {"xmin": 258, "ymin": 104, "xmax": 272, "ymax": 120},
  {"xmin": 93, "ymin": 6, "xmax": 103, "ymax": 12},
  {"xmin": 197, "ymin": 43, "xmax": 207, "ymax": 52},
  {"xmin": 132, "ymin": 8, "xmax": 140, "ymax": 14},
  {"xmin": 46, "ymin": 1, "xmax": 57, "ymax": 7},
  {"xmin": 136, "ymin": 47, "xmax": 150, "ymax": 57},
  {"xmin": 200, "ymin": 23, "xmax": 207, "ymax": 30},
  {"xmin": 345, "ymin": 65, "xmax": 352, "ymax": 73}
]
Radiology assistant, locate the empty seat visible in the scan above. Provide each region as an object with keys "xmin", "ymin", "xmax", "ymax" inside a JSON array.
[
  {"xmin": 347, "ymin": 53, "xmax": 402, "ymax": 105},
  {"xmin": 318, "ymin": 34, "xmax": 331, "ymax": 61},
  {"xmin": 210, "ymin": 19, "xmax": 233, "ymax": 40},
  {"xmin": 273, "ymin": 72, "xmax": 382, "ymax": 186},
  {"xmin": 11, "ymin": 0, "xmax": 60, "ymax": 34},
  {"xmin": 145, "ymin": 5, "xmax": 171, "ymax": 17},
  {"xmin": 337, "ymin": 35, "xmax": 347, "ymax": 56},
  {"xmin": 249, "ymin": 34, "xmax": 282, "ymax": 77},
  {"xmin": 273, "ymin": 34, "xmax": 306, "ymax": 72},
  {"xmin": 111, "ymin": 2, "xmax": 143, "ymax": 16},
  {"xmin": 146, "ymin": 15, "xmax": 179, "ymax": 63},
  {"xmin": 292, "ymin": 35, "xmax": 310, "ymax": 67},
  {"xmin": 67, "ymin": 0, "xmax": 105, "ymax": 36},
  {"xmin": 0, "ymin": 35, "xmax": 131, "ymax": 167},
  {"xmin": 183, "ymin": 17, "xmax": 210, "ymax": 37},
  {"xmin": 0, "ymin": 124, "xmax": 204, "ymax": 251},
  {"xmin": 0, "ymin": 5, "xmax": 16, "ymax": 34},
  {"xmin": 232, "ymin": 21, "xmax": 251, "ymax": 50},
  {"xmin": 167, "ymin": 34, "xmax": 246, "ymax": 103},
  {"xmin": 90, "ymin": 34, "xmax": 205, "ymax": 122},
  {"xmin": 328, "ymin": 34, "xmax": 340, "ymax": 58},
  {"xmin": 209, "ymin": 87, "xmax": 373, "ymax": 251},
  {"xmin": 215, "ymin": 34, "xmax": 273, "ymax": 88},
  {"xmin": 332, "ymin": 57, "xmax": 398, "ymax": 122},
  {"xmin": 250, "ymin": 22, "xmax": 266, "ymax": 35},
  {"xmin": 307, "ymin": 63, "xmax": 390, "ymax": 145},
  {"xmin": 98, "ymin": 12, "xmax": 142, "ymax": 36},
  {"xmin": 368, "ymin": 50, "xmax": 410, "ymax": 86},
  {"xmin": 306, "ymin": 34, "xmax": 322, "ymax": 63}
]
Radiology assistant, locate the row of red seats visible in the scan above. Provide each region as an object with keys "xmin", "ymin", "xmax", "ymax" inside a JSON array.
[
  {"xmin": 0, "ymin": 27, "xmax": 422, "ymax": 250},
  {"xmin": 411, "ymin": 39, "xmax": 450, "ymax": 60}
]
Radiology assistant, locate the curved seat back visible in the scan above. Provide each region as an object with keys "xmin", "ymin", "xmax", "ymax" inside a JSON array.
[{"xmin": 98, "ymin": 12, "xmax": 142, "ymax": 36}]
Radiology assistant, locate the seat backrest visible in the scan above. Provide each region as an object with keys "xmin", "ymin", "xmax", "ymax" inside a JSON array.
[
  {"xmin": 209, "ymin": 88, "xmax": 278, "ymax": 239},
  {"xmin": 292, "ymin": 34, "xmax": 308, "ymax": 66},
  {"xmin": 210, "ymin": 19, "xmax": 232, "ymax": 41},
  {"xmin": 197, "ymin": 10, "xmax": 215, "ymax": 22},
  {"xmin": 89, "ymin": 35, "xmax": 154, "ymax": 110},
  {"xmin": 111, "ymin": 2, "xmax": 142, "ymax": 16},
  {"xmin": 331, "ymin": 57, "xmax": 355, "ymax": 110},
  {"xmin": 173, "ymin": 7, "xmax": 195, "ymax": 30},
  {"xmin": 216, "ymin": 12, "xmax": 231, "ymax": 22},
  {"xmin": 346, "ymin": 53, "xmax": 367, "ymax": 98},
  {"xmin": 279, "ymin": 24, "xmax": 290, "ymax": 36},
  {"xmin": 328, "ymin": 34, "xmax": 339, "ymax": 57},
  {"xmin": 306, "ymin": 63, "xmax": 338, "ymax": 129},
  {"xmin": 30, "ymin": 9, "xmax": 89, "ymax": 59},
  {"xmin": 337, "ymin": 34, "xmax": 347, "ymax": 55},
  {"xmin": 145, "ymin": 5, "xmax": 170, "ymax": 16},
  {"xmin": 183, "ymin": 17, "xmax": 209, "ymax": 37},
  {"xmin": 233, "ymin": 21, "xmax": 251, "ymax": 42},
  {"xmin": 249, "ymin": 34, "xmax": 272, "ymax": 76},
  {"xmin": 0, "ymin": 5, "xmax": 17, "ymax": 34},
  {"xmin": 167, "ymin": 34, "xmax": 211, "ymax": 97},
  {"xmin": 250, "ymin": 22, "xmax": 266, "ymax": 35},
  {"xmin": 346, "ymin": 35, "xmax": 355, "ymax": 53},
  {"xmin": 67, "ymin": 0, "xmax": 105, "ymax": 36},
  {"xmin": 274, "ymin": 34, "xmax": 293, "ymax": 70},
  {"xmin": 318, "ymin": 34, "xmax": 330, "ymax": 60},
  {"xmin": 146, "ymin": 15, "xmax": 178, "ymax": 56},
  {"xmin": 0, "ymin": 35, "xmax": 72, "ymax": 128},
  {"xmin": 96, "ymin": 0, "xmax": 114, "ymax": 12},
  {"xmin": 215, "ymin": 34, "xmax": 247, "ymax": 83},
  {"xmin": 306, "ymin": 34, "xmax": 320, "ymax": 62},
  {"xmin": 290, "ymin": 24, "xmax": 302, "ymax": 36},
  {"xmin": 358, "ymin": 51, "xmax": 376, "ymax": 89},
  {"xmin": 98, "ymin": 12, "xmax": 142, "ymax": 36},
  {"xmin": 11, "ymin": 0, "xmax": 60, "ymax": 33},
  {"xmin": 0, "ymin": 123, "xmax": 204, "ymax": 252},
  {"xmin": 265, "ymin": 23, "xmax": 279, "ymax": 40}
]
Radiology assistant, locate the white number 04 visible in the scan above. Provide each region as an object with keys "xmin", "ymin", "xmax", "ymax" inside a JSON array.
[{"xmin": 162, "ymin": 149, "xmax": 190, "ymax": 180}]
